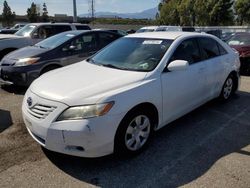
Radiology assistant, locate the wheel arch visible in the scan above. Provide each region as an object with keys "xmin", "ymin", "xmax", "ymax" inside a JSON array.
[
  {"xmin": 228, "ymin": 70, "xmax": 239, "ymax": 92},
  {"xmin": 0, "ymin": 48, "xmax": 18, "ymax": 60},
  {"xmin": 119, "ymin": 102, "xmax": 159, "ymax": 131},
  {"xmin": 40, "ymin": 63, "xmax": 62, "ymax": 75}
]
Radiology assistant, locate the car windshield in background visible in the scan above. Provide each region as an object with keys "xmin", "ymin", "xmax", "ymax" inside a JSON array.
[
  {"xmin": 136, "ymin": 29, "xmax": 155, "ymax": 33},
  {"xmin": 90, "ymin": 37, "xmax": 173, "ymax": 72},
  {"xmin": 34, "ymin": 33, "xmax": 76, "ymax": 49},
  {"xmin": 15, "ymin": 25, "xmax": 36, "ymax": 37},
  {"xmin": 227, "ymin": 35, "xmax": 250, "ymax": 46}
]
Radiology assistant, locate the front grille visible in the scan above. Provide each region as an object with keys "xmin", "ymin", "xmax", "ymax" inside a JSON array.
[{"xmin": 27, "ymin": 104, "xmax": 56, "ymax": 119}]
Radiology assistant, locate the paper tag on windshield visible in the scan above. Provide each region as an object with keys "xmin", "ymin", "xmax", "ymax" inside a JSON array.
[{"xmin": 143, "ymin": 40, "xmax": 163, "ymax": 45}]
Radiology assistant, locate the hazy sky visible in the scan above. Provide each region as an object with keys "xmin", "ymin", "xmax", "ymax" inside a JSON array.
[{"xmin": 0, "ymin": 0, "xmax": 160, "ymax": 16}]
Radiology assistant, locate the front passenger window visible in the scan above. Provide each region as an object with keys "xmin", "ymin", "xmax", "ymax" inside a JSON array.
[{"xmin": 170, "ymin": 39, "xmax": 201, "ymax": 64}]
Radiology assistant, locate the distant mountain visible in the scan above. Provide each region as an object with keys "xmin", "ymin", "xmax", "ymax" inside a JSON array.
[{"xmin": 79, "ymin": 7, "xmax": 158, "ymax": 19}]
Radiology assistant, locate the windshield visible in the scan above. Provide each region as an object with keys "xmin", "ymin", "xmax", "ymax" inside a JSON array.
[
  {"xmin": 227, "ymin": 34, "xmax": 250, "ymax": 46},
  {"xmin": 136, "ymin": 29, "xmax": 156, "ymax": 33},
  {"xmin": 15, "ymin": 25, "xmax": 36, "ymax": 37},
  {"xmin": 90, "ymin": 37, "xmax": 173, "ymax": 72},
  {"xmin": 34, "ymin": 32, "xmax": 76, "ymax": 49}
]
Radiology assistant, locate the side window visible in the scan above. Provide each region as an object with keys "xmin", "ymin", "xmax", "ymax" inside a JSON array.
[
  {"xmin": 53, "ymin": 25, "xmax": 71, "ymax": 35},
  {"xmin": 217, "ymin": 42, "xmax": 228, "ymax": 55},
  {"xmin": 99, "ymin": 32, "xmax": 118, "ymax": 48},
  {"xmin": 37, "ymin": 26, "xmax": 53, "ymax": 39},
  {"xmin": 170, "ymin": 39, "xmax": 202, "ymax": 64},
  {"xmin": 198, "ymin": 38, "xmax": 220, "ymax": 59},
  {"xmin": 75, "ymin": 25, "xmax": 91, "ymax": 30},
  {"xmin": 63, "ymin": 33, "xmax": 97, "ymax": 52}
]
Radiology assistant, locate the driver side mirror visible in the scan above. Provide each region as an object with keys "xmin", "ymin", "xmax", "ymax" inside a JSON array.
[
  {"xmin": 69, "ymin": 45, "xmax": 77, "ymax": 51},
  {"xmin": 167, "ymin": 60, "xmax": 189, "ymax": 72}
]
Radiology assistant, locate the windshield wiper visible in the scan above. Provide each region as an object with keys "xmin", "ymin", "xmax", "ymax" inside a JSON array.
[{"xmin": 101, "ymin": 64, "xmax": 130, "ymax": 70}]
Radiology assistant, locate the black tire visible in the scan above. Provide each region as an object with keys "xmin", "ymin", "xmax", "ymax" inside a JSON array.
[
  {"xmin": 114, "ymin": 109, "xmax": 153, "ymax": 156},
  {"xmin": 219, "ymin": 74, "xmax": 236, "ymax": 101}
]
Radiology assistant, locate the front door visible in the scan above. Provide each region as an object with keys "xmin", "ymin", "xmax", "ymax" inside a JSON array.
[{"xmin": 160, "ymin": 38, "xmax": 206, "ymax": 127}]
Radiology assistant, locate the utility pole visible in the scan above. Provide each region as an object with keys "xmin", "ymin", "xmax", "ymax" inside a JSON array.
[
  {"xmin": 89, "ymin": 0, "xmax": 95, "ymax": 22},
  {"xmin": 73, "ymin": 0, "xmax": 77, "ymax": 22}
]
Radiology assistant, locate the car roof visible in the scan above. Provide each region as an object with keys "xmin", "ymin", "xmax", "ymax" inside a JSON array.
[
  {"xmin": 59, "ymin": 29, "xmax": 121, "ymax": 36},
  {"xmin": 27, "ymin": 22, "xmax": 89, "ymax": 26},
  {"xmin": 126, "ymin": 32, "xmax": 209, "ymax": 40}
]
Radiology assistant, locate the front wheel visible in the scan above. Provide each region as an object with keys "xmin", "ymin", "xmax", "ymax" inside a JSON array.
[{"xmin": 114, "ymin": 110, "xmax": 152, "ymax": 156}]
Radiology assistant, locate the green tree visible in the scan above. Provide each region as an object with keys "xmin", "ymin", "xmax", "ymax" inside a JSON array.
[
  {"xmin": 178, "ymin": 0, "xmax": 196, "ymax": 26},
  {"xmin": 2, "ymin": 0, "xmax": 15, "ymax": 27},
  {"xmin": 209, "ymin": 0, "xmax": 234, "ymax": 26},
  {"xmin": 194, "ymin": 0, "xmax": 212, "ymax": 26},
  {"xmin": 235, "ymin": 0, "xmax": 250, "ymax": 25},
  {"xmin": 27, "ymin": 2, "xmax": 40, "ymax": 22},
  {"xmin": 159, "ymin": 0, "xmax": 180, "ymax": 25},
  {"xmin": 41, "ymin": 3, "xmax": 49, "ymax": 22}
]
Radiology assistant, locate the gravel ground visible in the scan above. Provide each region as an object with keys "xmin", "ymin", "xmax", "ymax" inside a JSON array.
[{"xmin": 0, "ymin": 76, "xmax": 249, "ymax": 188}]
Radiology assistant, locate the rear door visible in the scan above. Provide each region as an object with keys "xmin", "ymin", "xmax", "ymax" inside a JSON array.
[{"xmin": 197, "ymin": 37, "xmax": 228, "ymax": 98}]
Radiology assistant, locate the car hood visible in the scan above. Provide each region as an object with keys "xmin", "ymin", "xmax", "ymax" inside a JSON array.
[
  {"xmin": 30, "ymin": 61, "xmax": 147, "ymax": 106},
  {"xmin": 230, "ymin": 45, "xmax": 250, "ymax": 58},
  {"xmin": 0, "ymin": 34, "xmax": 22, "ymax": 39},
  {"xmin": 3, "ymin": 46, "xmax": 48, "ymax": 61}
]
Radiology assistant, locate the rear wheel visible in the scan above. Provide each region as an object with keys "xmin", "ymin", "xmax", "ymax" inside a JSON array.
[
  {"xmin": 219, "ymin": 74, "xmax": 235, "ymax": 100},
  {"xmin": 115, "ymin": 110, "xmax": 153, "ymax": 156}
]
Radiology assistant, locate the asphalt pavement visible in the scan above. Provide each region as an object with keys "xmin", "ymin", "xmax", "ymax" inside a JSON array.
[{"xmin": 0, "ymin": 77, "xmax": 249, "ymax": 188}]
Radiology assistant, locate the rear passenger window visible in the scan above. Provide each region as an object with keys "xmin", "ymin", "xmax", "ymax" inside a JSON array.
[
  {"xmin": 170, "ymin": 39, "xmax": 202, "ymax": 64},
  {"xmin": 99, "ymin": 32, "xmax": 119, "ymax": 48},
  {"xmin": 75, "ymin": 25, "xmax": 91, "ymax": 30},
  {"xmin": 217, "ymin": 43, "xmax": 228, "ymax": 55},
  {"xmin": 53, "ymin": 25, "xmax": 71, "ymax": 35},
  {"xmin": 198, "ymin": 38, "xmax": 220, "ymax": 59}
]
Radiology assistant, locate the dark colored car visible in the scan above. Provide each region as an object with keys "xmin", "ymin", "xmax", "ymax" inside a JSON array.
[
  {"xmin": 227, "ymin": 32, "xmax": 250, "ymax": 74},
  {"xmin": 0, "ymin": 30, "xmax": 122, "ymax": 86},
  {"xmin": 0, "ymin": 29, "xmax": 19, "ymax": 34}
]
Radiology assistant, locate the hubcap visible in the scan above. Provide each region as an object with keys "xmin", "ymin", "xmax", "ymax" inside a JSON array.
[
  {"xmin": 125, "ymin": 115, "xmax": 151, "ymax": 151},
  {"xmin": 223, "ymin": 78, "xmax": 233, "ymax": 99}
]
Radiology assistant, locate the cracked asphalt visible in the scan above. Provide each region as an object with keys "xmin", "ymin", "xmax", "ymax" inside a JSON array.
[{"xmin": 0, "ymin": 76, "xmax": 249, "ymax": 188}]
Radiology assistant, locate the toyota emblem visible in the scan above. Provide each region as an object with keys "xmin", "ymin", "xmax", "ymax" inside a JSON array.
[{"xmin": 27, "ymin": 97, "xmax": 33, "ymax": 107}]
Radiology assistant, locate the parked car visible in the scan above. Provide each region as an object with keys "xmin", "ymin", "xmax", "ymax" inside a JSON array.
[
  {"xmin": 227, "ymin": 32, "xmax": 250, "ymax": 74},
  {"xmin": 221, "ymin": 32, "xmax": 234, "ymax": 42},
  {"xmin": 0, "ymin": 23, "xmax": 27, "ymax": 34},
  {"xmin": 0, "ymin": 30, "xmax": 122, "ymax": 86},
  {"xmin": 0, "ymin": 22, "xmax": 91, "ymax": 60},
  {"xmin": 22, "ymin": 32, "xmax": 240, "ymax": 158},
  {"xmin": 136, "ymin": 26, "xmax": 195, "ymax": 33},
  {"xmin": 0, "ymin": 29, "xmax": 19, "ymax": 34}
]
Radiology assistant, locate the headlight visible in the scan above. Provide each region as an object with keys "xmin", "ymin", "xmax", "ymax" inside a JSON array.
[
  {"xmin": 56, "ymin": 102, "xmax": 114, "ymax": 121},
  {"xmin": 15, "ymin": 57, "xmax": 40, "ymax": 66}
]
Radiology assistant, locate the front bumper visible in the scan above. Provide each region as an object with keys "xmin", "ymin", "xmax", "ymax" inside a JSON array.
[
  {"xmin": 0, "ymin": 64, "xmax": 41, "ymax": 86},
  {"xmin": 22, "ymin": 89, "xmax": 124, "ymax": 158}
]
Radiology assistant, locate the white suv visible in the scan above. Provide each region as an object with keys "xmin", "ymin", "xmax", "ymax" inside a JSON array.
[
  {"xmin": 0, "ymin": 23, "xmax": 91, "ymax": 60},
  {"xmin": 22, "ymin": 32, "xmax": 240, "ymax": 158}
]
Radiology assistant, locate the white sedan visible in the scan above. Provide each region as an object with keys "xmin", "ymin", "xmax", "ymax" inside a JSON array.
[{"xmin": 22, "ymin": 32, "xmax": 240, "ymax": 157}]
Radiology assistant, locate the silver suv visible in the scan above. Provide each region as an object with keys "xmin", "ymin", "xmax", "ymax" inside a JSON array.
[{"xmin": 0, "ymin": 23, "xmax": 91, "ymax": 60}]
